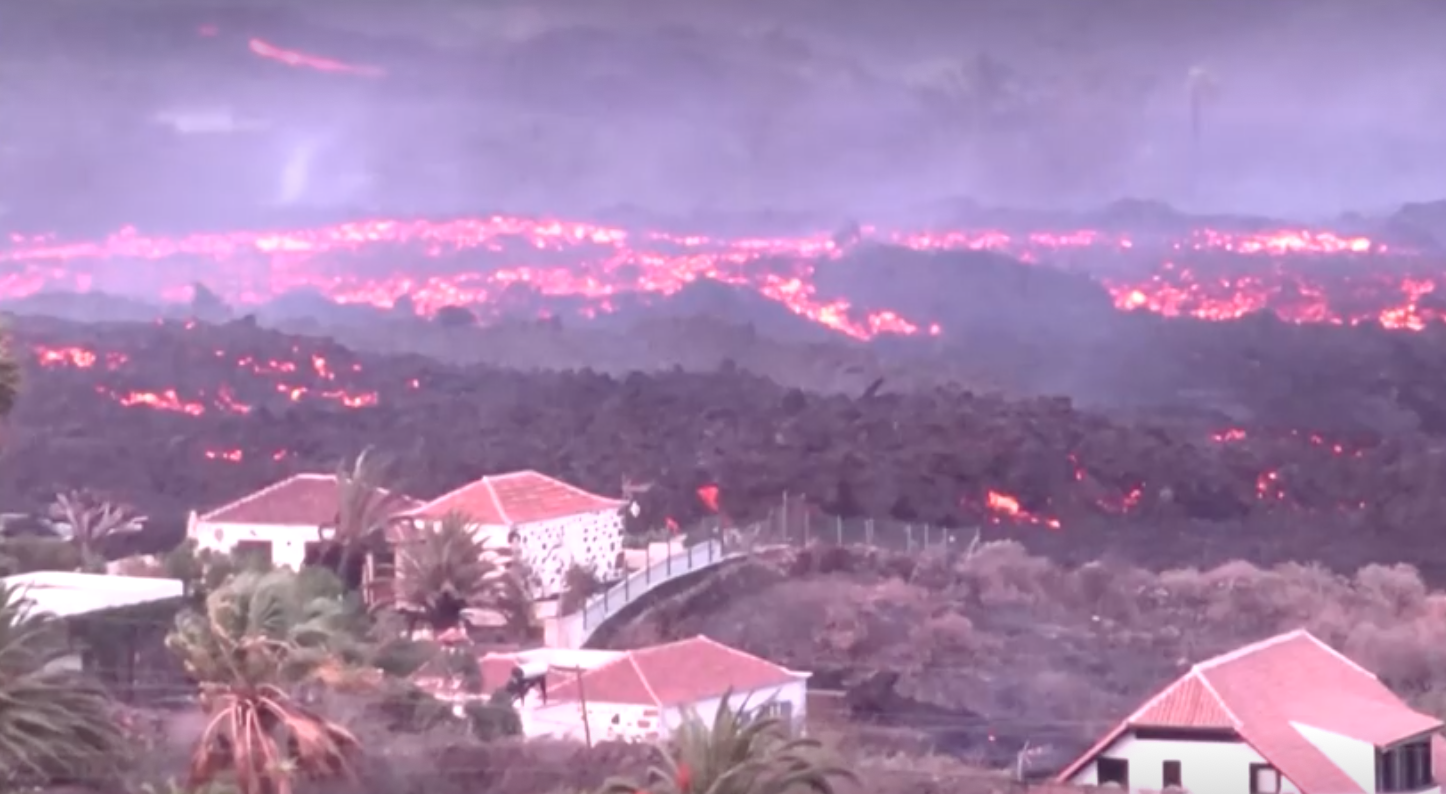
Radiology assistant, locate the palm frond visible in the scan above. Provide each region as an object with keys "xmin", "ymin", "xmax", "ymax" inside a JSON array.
[
  {"xmin": 170, "ymin": 570, "xmax": 364, "ymax": 794},
  {"xmin": 0, "ymin": 321, "xmax": 21, "ymax": 420},
  {"xmin": 596, "ymin": 690, "xmax": 856, "ymax": 794},
  {"xmin": 0, "ymin": 583, "xmax": 126, "ymax": 785},
  {"xmin": 388, "ymin": 511, "xmax": 534, "ymax": 635}
]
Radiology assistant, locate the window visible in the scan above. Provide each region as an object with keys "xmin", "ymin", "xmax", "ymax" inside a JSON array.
[
  {"xmin": 1098, "ymin": 758, "xmax": 1128, "ymax": 787},
  {"xmin": 1162, "ymin": 760, "xmax": 1182, "ymax": 789},
  {"xmin": 1378, "ymin": 740, "xmax": 1433, "ymax": 792},
  {"xmin": 1250, "ymin": 763, "xmax": 1281, "ymax": 794},
  {"xmin": 232, "ymin": 540, "xmax": 273, "ymax": 569},
  {"xmin": 756, "ymin": 701, "xmax": 795, "ymax": 722}
]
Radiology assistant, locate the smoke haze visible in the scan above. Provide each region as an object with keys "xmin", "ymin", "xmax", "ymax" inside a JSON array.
[{"xmin": 2, "ymin": 0, "xmax": 1444, "ymax": 233}]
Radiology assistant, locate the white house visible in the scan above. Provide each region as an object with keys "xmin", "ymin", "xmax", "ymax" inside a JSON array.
[
  {"xmin": 1058, "ymin": 629, "xmax": 1446, "ymax": 794},
  {"xmin": 2, "ymin": 571, "xmax": 185, "ymax": 674},
  {"xmin": 187, "ymin": 473, "xmax": 422, "ymax": 570},
  {"xmin": 3, "ymin": 570, "xmax": 184, "ymax": 620},
  {"xmin": 475, "ymin": 635, "xmax": 810, "ymax": 742},
  {"xmin": 396, "ymin": 470, "xmax": 626, "ymax": 599}
]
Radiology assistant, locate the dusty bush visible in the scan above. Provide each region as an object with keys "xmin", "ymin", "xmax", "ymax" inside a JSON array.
[
  {"xmin": 602, "ymin": 540, "xmax": 1446, "ymax": 774},
  {"xmin": 956, "ymin": 541, "xmax": 1057, "ymax": 606},
  {"xmin": 559, "ymin": 563, "xmax": 603, "ymax": 615}
]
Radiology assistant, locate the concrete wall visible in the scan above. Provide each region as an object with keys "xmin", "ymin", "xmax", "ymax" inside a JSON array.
[
  {"xmin": 524, "ymin": 681, "xmax": 808, "ymax": 743},
  {"xmin": 514, "ymin": 509, "xmax": 625, "ymax": 599},
  {"xmin": 191, "ymin": 520, "xmax": 316, "ymax": 569},
  {"xmin": 1066, "ymin": 731, "xmax": 1301, "ymax": 793},
  {"xmin": 668, "ymin": 680, "xmax": 809, "ymax": 736}
]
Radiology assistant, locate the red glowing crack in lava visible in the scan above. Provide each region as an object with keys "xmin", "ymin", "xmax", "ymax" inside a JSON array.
[{"xmin": 2, "ymin": 218, "xmax": 1436, "ymax": 342}]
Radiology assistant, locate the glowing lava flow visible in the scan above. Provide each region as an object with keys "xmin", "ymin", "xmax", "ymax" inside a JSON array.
[
  {"xmin": 985, "ymin": 490, "xmax": 1061, "ymax": 529},
  {"xmin": 247, "ymin": 39, "xmax": 385, "ymax": 78},
  {"xmin": 34, "ymin": 342, "xmax": 381, "ymax": 415},
  {"xmin": 0, "ymin": 215, "xmax": 1435, "ymax": 340}
]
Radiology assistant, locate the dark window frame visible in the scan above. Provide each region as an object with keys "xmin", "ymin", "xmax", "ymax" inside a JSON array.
[
  {"xmin": 1249, "ymin": 763, "xmax": 1281, "ymax": 794},
  {"xmin": 1162, "ymin": 759, "xmax": 1182, "ymax": 789},
  {"xmin": 1097, "ymin": 757, "xmax": 1129, "ymax": 787},
  {"xmin": 1378, "ymin": 739, "xmax": 1433, "ymax": 793},
  {"xmin": 232, "ymin": 539, "xmax": 273, "ymax": 567}
]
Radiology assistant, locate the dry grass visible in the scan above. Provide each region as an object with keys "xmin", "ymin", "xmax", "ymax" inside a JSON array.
[{"xmin": 603, "ymin": 539, "xmax": 1446, "ymax": 769}]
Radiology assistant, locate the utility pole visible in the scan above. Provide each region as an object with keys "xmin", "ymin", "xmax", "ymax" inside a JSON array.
[{"xmin": 551, "ymin": 665, "xmax": 592, "ymax": 747}]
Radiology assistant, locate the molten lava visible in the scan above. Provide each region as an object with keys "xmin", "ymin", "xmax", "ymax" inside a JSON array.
[
  {"xmin": 0, "ymin": 215, "xmax": 1430, "ymax": 341},
  {"xmin": 985, "ymin": 489, "xmax": 1061, "ymax": 529},
  {"xmin": 697, "ymin": 485, "xmax": 721, "ymax": 513},
  {"xmin": 247, "ymin": 38, "xmax": 385, "ymax": 78},
  {"xmin": 35, "ymin": 341, "xmax": 381, "ymax": 415}
]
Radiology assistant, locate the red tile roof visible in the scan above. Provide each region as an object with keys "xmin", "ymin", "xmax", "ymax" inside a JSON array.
[
  {"xmin": 547, "ymin": 636, "xmax": 807, "ymax": 707},
  {"xmin": 197, "ymin": 473, "xmax": 422, "ymax": 526},
  {"xmin": 1057, "ymin": 630, "xmax": 1442, "ymax": 794},
  {"xmin": 400, "ymin": 470, "xmax": 625, "ymax": 525}
]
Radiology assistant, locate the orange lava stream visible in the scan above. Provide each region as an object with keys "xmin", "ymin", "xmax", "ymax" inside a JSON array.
[
  {"xmin": 985, "ymin": 489, "xmax": 1062, "ymax": 530},
  {"xmin": 0, "ymin": 215, "xmax": 1430, "ymax": 340},
  {"xmin": 247, "ymin": 39, "xmax": 385, "ymax": 78},
  {"xmin": 35, "ymin": 343, "xmax": 379, "ymax": 414}
]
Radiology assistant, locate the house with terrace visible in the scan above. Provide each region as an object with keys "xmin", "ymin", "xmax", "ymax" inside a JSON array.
[
  {"xmin": 186, "ymin": 472, "xmax": 421, "ymax": 570},
  {"xmin": 469, "ymin": 635, "xmax": 810, "ymax": 742},
  {"xmin": 391, "ymin": 470, "xmax": 627, "ymax": 600},
  {"xmin": 1058, "ymin": 629, "xmax": 1445, "ymax": 794}
]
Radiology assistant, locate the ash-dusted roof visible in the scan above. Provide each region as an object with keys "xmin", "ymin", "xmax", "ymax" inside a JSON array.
[
  {"xmin": 1057, "ymin": 629, "xmax": 1443, "ymax": 794},
  {"xmin": 197, "ymin": 473, "xmax": 422, "ymax": 526},
  {"xmin": 548, "ymin": 636, "xmax": 807, "ymax": 707},
  {"xmin": 400, "ymin": 470, "xmax": 624, "ymax": 525},
  {"xmin": 3, "ymin": 571, "xmax": 184, "ymax": 618}
]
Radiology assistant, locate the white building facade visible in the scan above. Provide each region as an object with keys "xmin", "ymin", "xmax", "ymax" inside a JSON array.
[
  {"xmin": 188, "ymin": 473, "xmax": 421, "ymax": 570},
  {"xmin": 1059, "ymin": 630, "xmax": 1443, "ymax": 794},
  {"xmin": 485, "ymin": 636, "xmax": 809, "ymax": 743},
  {"xmin": 398, "ymin": 470, "xmax": 626, "ymax": 599}
]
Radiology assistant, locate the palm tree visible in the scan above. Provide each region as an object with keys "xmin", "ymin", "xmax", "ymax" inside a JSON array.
[
  {"xmin": 49, "ymin": 489, "xmax": 145, "ymax": 571},
  {"xmin": 0, "ymin": 322, "xmax": 21, "ymax": 421},
  {"xmin": 388, "ymin": 511, "xmax": 534, "ymax": 638},
  {"xmin": 323, "ymin": 448, "xmax": 399, "ymax": 588},
  {"xmin": 167, "ymin": 569, "xmax": 364, "ymax": 794},
  {"xmin": 597, "ymin": 691, "xmax": 855, "ymax": 794},
  {"xmin": 0, "ymin": 582, "xmax": 127, "ymax": 787}
]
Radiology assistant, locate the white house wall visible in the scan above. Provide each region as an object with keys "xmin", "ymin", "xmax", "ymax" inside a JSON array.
[
  {"xmin": 522, "ymin": 682, "xmax": 807, "ymax": 743},
  {"xmin": 1067, "ymin": 732, "xmax": 1301, "ymax": 794},
  {"xmin": 526, "ymin": 700, "xmax": 660, "ymax": 742},
  {"xmin": 514, "ymin": 509, "xmax": 625, "ymax": 599},
  {"xmin": 191, "ymin": 521, "xmax": 318, "ymax": 570},
  {"xmin": 1289, "ymin": 722, "xmax": 1376, "ymax": 793},
  {"xmin": 667, "ymin": 681, "xmax": 810, "ymax": 736}
]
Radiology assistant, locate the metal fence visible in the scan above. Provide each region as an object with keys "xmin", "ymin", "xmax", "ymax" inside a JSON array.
[
  {"xmin": 556, "ymin": 495, "xmax": 975, "ymax": 648},
  {"xmin": 748, "ymin": 493, "xmax": 973, "ymax": 553}
]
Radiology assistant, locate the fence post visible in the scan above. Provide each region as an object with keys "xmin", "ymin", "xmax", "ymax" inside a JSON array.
[
  {"xmin": 835, "ymin": 517, "xmax": 843, "ymax": 545},
  {"xmin": 906, "ymin": 523, "xmax": 913, "ymax": 552},
  {"xmin": 603, "ymin": 588, "xmax": 609, "ymax": 615},
  {"xmin": 624, "ymin": 569, "xmax": 630, "ymax": 602},
  {"xmin": 781, "ymin": 493, "xmax": 789, "ymax": 544},
  {"xmin": 645, "ymin": 542, "xmax": 652, "ymax": 585},
  {"xmin": 923, "ymin": 524, "xmax": 930, "ymax": 547},
  {"xmin": 803, "ymin": 507, "xmax": 810, "ymax": 546},
  {"xmin": 866, "ymin": 519, "xmax": 874, "ymax": 547}
]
